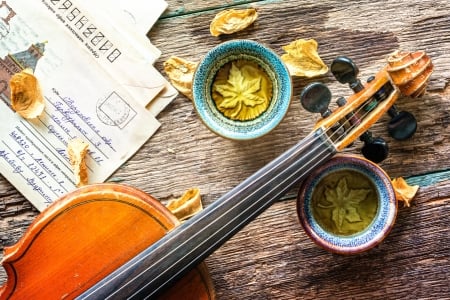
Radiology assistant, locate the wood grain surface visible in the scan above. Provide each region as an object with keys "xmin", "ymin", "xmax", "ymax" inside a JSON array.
[{"xmin": 1, "ymin": 0, "xmax": 449, "ymax": 299}]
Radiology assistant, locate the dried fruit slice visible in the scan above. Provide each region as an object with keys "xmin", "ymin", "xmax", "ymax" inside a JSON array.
[
  {"xmin": 10, "ymin": 68, "xmax": 45, "ymax": 118},
  {"xmin": 210, "ymin": 8, "xmax": 258, "ymax": 37},
  {"xmin": 281, "ymin": 39, "xmax": 328, "ymax": 77},
  {"xmin": 163, "ymin": 56, "xmax": 197, "ymax": 100},
  {"xmin": 166, "ymin": 188, "xmax": 203, "ymax": 221},
  {"xmin": 67, "ymin": 138, "xmax": 89, "ymax": 187},
  {"xmin": 392, "ymin": 177, "xmax": 419, "ymax": 207}
]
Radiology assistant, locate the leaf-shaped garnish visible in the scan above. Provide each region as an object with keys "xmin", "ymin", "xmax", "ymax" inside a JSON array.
[
  {"xmin": 212, "ymin": 60, "xmax": 272, "ymax": 121},
  {"xmin": 281, "ymin": 39, "xmax": 328, "ymax": 77},
  {"xmin": 319, "ymin": 177, "xmax": 371, "ymax": 231}
]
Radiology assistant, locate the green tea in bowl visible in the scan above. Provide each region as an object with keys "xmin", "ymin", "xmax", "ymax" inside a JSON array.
[{"xmin": 297, "ymin": 154, "xmax": 397, "ymax": 255}]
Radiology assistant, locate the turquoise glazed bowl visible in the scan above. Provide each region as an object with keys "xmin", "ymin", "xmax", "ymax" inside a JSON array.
[
  {"xmin": 297, "ymin": 155, "xmax": 397, "ymax": 255},
  {"xmin": 192, "ymin": 40, "xmax": 292, "ymax": 140}
]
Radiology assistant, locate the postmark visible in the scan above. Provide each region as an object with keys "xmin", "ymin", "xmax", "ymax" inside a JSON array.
[{"xmin": 96, "ymin": 91, "xmax": 136, "ymax": 129}]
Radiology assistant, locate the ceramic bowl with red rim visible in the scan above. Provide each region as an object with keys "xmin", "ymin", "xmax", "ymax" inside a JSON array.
[{"xmin": 296, "ymin": 154, "xmax": 397, "ymax": 254}]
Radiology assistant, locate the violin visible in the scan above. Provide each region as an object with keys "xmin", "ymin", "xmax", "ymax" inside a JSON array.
[{"xmin": 0, "ymin": 50, "xmax": 432, "ymax": 299}]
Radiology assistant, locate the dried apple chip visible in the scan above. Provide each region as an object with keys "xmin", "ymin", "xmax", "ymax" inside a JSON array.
[
  {"xmin": 67, "ymin": 138, "xmax": 89, "ymax": 187},
  {"xmin": 210, "ymin": 8, "xmax": 258, "ymax": 37},
  {"xmin": 10, "ymin": 68, "xmax": 45, "ymax": 119},
  {"xmin": 164, "ymin": 56, "xmax": 197, "ymax": 101},
  {"xmin": 166, "ymin": 188, "xmax": 203, "ymax": 221},
  {"xmin": 392, "ymin": 177, "xmax": 419, "ymax": 207},
  {"xmin": 280, "ymin": 39, "xmax": 328, "ymax": 77}
]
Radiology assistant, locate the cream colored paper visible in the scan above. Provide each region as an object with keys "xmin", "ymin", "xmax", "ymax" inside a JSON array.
[
  {"xmin": 0, "ymin": 0, "xmax": 169, "ymax": 211},
  {"xmin": 107, "ymin": 0, "xmax": 168, "ymax": 36},
  {"xmin": 82, "ymin": 0, "xmax": 178, "ymax": 110},
  {"xmin": 61, "ymin": 0, "xmax": 168, "ymax": 108}
]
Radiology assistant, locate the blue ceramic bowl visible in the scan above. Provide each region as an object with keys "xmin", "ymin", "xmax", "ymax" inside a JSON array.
[
  {"xmin": 192, "ymin": 40, "xmax": 292, "ymax": 140},
  {"xmin": 297, "ymin": 155, "xmax": 397, "ymax": 255}
]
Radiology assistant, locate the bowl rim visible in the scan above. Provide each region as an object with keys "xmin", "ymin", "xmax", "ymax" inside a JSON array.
[
  {"xmin": 296, "ymin": 154, "xmax": 397, "ymax": 255},
  {"xmin": 192, "ymin": 39, "xmax": 292, "ymax": 140}
]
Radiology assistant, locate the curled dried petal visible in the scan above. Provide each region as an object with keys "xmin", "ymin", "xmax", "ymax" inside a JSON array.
[
  {"xmin": 392, "ymin": 177, "xmax": 419, "ymax": 207},
  {"xmin": 210, "ymin": 8, "xmax": 258, "ymax": 37},
  {"xmin": 10, "ymin": 69, "xmax": 45, "ymax": 118},
  {"xmin": 281, "ymin": 39, "xmax": 328, "ymax": 77},
  {"xmin": 164, "ymin": 56, "xmax": 197, "ymax": 101},
  {"xmin": 166, "ymin": 188, "xmax": 203, "ymax": 221},
  {"xmin": 67, "ymin": 138, "xmax": 89, "ymax": 187}
]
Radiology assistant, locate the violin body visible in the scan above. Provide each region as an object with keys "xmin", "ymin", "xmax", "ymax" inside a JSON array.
[{"xmin": 0, "ymin": 184, "xmax": 215, "ymax": 299}]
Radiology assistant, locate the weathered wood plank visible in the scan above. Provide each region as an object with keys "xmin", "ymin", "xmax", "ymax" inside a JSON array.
[
  {"xmin": 144, "ymin": 0, "xmax": 450, "ymax": 198},
  {"xmin": 206, "ymin": 180, "xmax": 450, "ymax": 299},
  {"xmin": 1, "ymin": 0, "xmax": 449, "ymax": 298},
  {"xmin": 161, "ymin": 0, "xmax": 258, "ymax": 18}
]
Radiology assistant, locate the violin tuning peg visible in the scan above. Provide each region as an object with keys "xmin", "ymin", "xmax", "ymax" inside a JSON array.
[
  {"xmin": 331, "ymin": 56, "xmax": 364, "ymax": 93},
  {"xmin": 387, "ymin": 106, "xmax": 417, "ymax": 140},
  {"xmin": 360, "ymin": 132, "xmax": 389, "ymax": 163},
  {"xmin": 300, "ymin": 82, "xmax": 332, "ymax": 117},
  {"xmin": 366, "ymin": 75, "xmax": 376, "ymax": 83}
]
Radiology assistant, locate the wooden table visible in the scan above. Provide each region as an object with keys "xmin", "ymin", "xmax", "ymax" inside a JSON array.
[{"xmin": 1, "ymin": 0, "xmax": 449, "ymax": 298}]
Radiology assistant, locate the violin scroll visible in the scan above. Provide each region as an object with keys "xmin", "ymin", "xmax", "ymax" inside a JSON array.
[
  {"xmin": 386, "ymin": 50, "xmax": 433, "ymax": 98},
  {"xmin": 385, "ymin": 50, "xmax": 432, "ymax": 140}
]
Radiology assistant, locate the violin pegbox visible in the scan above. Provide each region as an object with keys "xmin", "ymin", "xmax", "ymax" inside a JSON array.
[
  {"xmin": 300, "ymin": 51, "xmax": 433, "ymax": 163},
  {"xmin": 300, "ymin": 56, "xmax": 400, "ymax": 163},
  {"xmin": 331, "ymin": 55, "xmax": 419, "ymax": 142},
  {"xmin": 300, "ymin": 83, "xmax": 388, "ymax": 163}
]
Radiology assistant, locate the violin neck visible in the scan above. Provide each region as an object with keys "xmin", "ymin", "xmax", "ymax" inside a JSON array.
[{"xmin": 77, "ymin": 128, "xmax": 337, "ymax": 300}]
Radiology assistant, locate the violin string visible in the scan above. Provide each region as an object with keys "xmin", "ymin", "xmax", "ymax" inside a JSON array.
[
  {"xmin": 325, "ymin": 95, "xmax": 378, "ymax": 143},
  {"xmin": 138, "ymin": 150, "xmax": 334, "ymax": 299},
  {"xmin": 108, "ymin": 97, "xmax": 382, "ymax": 298},
  {"xmin": 104, "ymin": 131, "xmax": 333, "ymax": 299},
  {"xmin": 113, "ymin": 98, "xmax": 381, "ymax": 298},
  {"xmin": 104, "ymin": 93, "xmax": 384, "ymax": 298},
  {"xmin": 86, "ymin": 129, "xmax": 329, "ymax": 299},
  {"xmin": 128, "ymin": 142, "xmax": 335, "ymax": 299}
]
